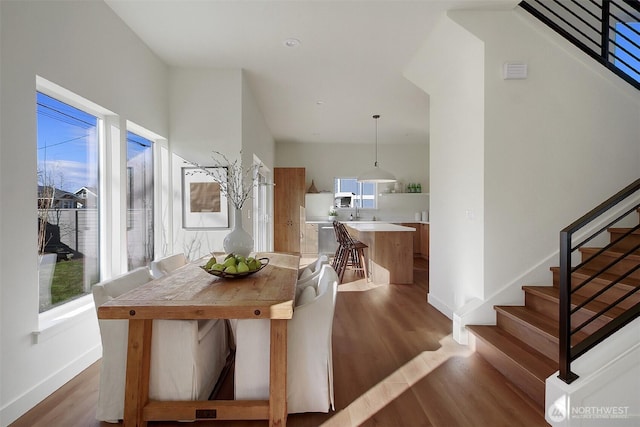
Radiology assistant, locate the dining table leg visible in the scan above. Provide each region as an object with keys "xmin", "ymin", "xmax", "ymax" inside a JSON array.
[
  {"xmin": 269, "ymin": 319, "xmax": 288, "ymax": 427},
  {"xmin": 123, "ymin": 318, "xmax": 152, "ymax": 427}
]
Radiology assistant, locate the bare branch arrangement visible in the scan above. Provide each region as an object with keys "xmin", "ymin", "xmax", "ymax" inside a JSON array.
[
  {"xmin": 37, "ymin": 168, "xmax": 55, "ymax": 254},
  {"xmin": 187, "ymin": 150, "xmax": 260, "ymax": 210}
]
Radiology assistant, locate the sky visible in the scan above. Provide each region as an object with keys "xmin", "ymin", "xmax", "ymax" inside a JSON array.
[
  {"xmin": 614, "ymin": 22, "xmax": 640, "ymax": 83},
  {"xmin": 37, "ymin": 92, "xmax": 153, "ymax": 194},
  {"xmin": 37, "ymin": 92, "xmax": 98, "ymax": 193}
]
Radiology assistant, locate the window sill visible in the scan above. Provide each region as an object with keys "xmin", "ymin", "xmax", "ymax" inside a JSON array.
[{"xmin": 33, "ymin": 294, "xmax": 96, "ymax": 344}]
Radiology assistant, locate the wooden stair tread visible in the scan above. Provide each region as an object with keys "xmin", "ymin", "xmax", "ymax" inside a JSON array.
[
  {"xmin": 522, "ymin": 285, "xmax": 625, "ymax": 318},
  {"xmin": 494, "ymin": 305, "xmax": 589, "ymax": 343},
  {"xmin": 470, "ymin": 222, "xmax": 640, "ymax": 417},
  {"xmin": 607, "ymin": 227, "xmax": 640, "ymax": 235},
  {"xmin": 467, "ymin": 325, "xmax": 557, "ymax": 380},
  {"xmin": 550, "ymin": 266, "xmax": 640, "ymax": 290},
  {"xmin": 580, "ymin": 246, "xmax": 640, "ymax": 257}
]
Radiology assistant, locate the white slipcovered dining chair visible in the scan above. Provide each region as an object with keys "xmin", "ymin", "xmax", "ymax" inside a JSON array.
[
  {"xmin": 150, "ymin": 252, "xmax": 188, "ymax": 279},
  {"xmin": 92, "ymin": 266, "xmax": 230, "ymax": 423},
  {"xmin": 298, "ymin": 254, "xmax": 329, "ymax": 280},
  {"xmin": 295, "ymin": 254, "xmax": 330, "ymax": 302},
  {"xmin": 234, "ymin": 264, "xmax": 339, "ymax": 414}
]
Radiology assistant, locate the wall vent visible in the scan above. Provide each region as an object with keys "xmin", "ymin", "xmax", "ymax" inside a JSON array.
[{"xmin": 503, "ymin": 62, "xmax": 528, "ymax": 79}]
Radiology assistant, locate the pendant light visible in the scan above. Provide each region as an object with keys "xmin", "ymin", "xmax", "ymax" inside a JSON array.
[{"xmin": 357, "ymin": 114, "xmax": 396, "ymax": 183}]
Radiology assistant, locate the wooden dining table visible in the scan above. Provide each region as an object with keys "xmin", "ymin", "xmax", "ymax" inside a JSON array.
[{"xmin": 97, "ymin": 252, "xmax": 300, "ymax": 427}]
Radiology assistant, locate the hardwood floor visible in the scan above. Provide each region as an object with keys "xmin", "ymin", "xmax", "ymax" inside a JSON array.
[{"xmin": 10, "ymin": 257, "xmax": 549, "ymax": 427}]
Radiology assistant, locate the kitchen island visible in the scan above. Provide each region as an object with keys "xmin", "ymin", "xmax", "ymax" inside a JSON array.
[{"xmin": 345, "ymin": 222, "xmax": 415, "ymax": 284}]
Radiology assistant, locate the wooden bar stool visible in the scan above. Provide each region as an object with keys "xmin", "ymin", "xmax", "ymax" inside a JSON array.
[{"xmin": 332, "ymin": 221, "xmax": 368, "ymax": 282}]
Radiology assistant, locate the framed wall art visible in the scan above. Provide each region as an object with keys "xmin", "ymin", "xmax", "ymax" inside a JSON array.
[{"xmin": 181, "ymin": 166, "xmax": 229, "ymax": 229}]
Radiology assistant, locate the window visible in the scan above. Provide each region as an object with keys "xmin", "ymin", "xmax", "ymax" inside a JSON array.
[
  {"xmin": 334, "ymin": 178, "xmax": 376, "ymax": 209},
  {"xmin": 37, "ymin": 92, "xmax": 100, "ymax": 312},
  {"xmin": 126, "ymin": 131, "xmax": 154, "ymax": 269}
]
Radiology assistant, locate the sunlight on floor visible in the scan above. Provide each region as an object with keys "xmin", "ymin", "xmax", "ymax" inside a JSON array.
[{"xmin": 320, "ymin": 334, "xmax": 472, "ymax": 427}]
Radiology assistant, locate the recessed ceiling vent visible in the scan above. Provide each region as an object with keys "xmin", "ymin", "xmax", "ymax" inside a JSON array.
[{"xmin": 503, "ymin": 62, "xmax": 528, "ymax": 80}]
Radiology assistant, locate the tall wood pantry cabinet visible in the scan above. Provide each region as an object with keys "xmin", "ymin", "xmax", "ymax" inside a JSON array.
[{"xmin": 274, "ymin": 167, "xmax": 305, "ymax": 253}]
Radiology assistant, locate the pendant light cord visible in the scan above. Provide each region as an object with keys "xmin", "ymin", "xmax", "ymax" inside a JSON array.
[{"xmin": 373, "ymin": 114, "xmax": 380, "ymax": 167}]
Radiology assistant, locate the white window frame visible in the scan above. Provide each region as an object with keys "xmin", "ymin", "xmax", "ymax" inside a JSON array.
[
  {"xmin": 34, "ymin": 77, "xmax": 117, "ymax": 339},
  {"xmin": 126, "ymin": 121, "xmax": 166, "ymax": 262}
]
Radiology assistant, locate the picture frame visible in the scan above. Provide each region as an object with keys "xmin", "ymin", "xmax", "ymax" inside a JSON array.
[{"xmin": 182, "ymin": 166, "xmax": 229, "ymax": 229}]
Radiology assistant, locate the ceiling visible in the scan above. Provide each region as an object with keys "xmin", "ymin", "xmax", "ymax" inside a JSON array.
[{"xmin": 105, "ymin": 0, "xmax": 517, "ymax": 146}]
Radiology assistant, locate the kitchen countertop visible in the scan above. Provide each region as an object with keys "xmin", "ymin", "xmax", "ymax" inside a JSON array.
[
  {"xmin": 344, "ymin": 222, "xmax": 416, "ymax": 232},
  {"xmin": 306, "ymin": 219, "xmax": 429, "ymax": 225}
]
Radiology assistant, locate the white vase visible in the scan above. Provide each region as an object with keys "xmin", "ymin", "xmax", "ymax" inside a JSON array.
[{"xmin": 224, "ymin": 208, "xmax": 253, "ymax": 257}]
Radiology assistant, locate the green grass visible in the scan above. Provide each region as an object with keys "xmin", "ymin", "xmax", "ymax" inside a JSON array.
[{"xmin": 50, "ymin": 259, "xmax": 86, "ymax": 304}]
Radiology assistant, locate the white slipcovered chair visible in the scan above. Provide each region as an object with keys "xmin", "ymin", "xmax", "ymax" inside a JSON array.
[
  {"xmin": 298, "ymin": 254, "xmax": 329, "ymax": 280},
  {"xmin": 295, "ymin": 255, "xmax": 329, "ymax": 301},
  {"xmin": 234, "ymin": 264, "xmax": 339, "ymax": 414},
  {"xmin": 150, "ymin": 252, "xmax": 187, "ymax": 279},
  {"xmin": 92, "ymin": 266, "xmax": 230, "ymax": 423}
]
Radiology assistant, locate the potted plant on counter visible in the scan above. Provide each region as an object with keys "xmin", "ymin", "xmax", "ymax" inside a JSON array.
[{"xmin": 328, "ymin": 206, "xmax": 338, "ymax": 222}]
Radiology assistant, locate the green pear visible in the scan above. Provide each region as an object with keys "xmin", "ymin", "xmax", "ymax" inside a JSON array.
[
  {"xmin": 204, "ymin": 256, "xmax": 217, "ymax": 270},
  {"xmin": 223, "ymin": 257, "xmax": 237, "ymax": 268},
  {"xmin": 237, "ymin": 261, "xmax": 249, "ymax": 273},
  {"xmin": 249, "ymin": 259, "xmax": 260, "ymax": 271},
  {"xmin": 211, "ymin": 263, "xmax": 224, "ymax": 272},
  {"xmin": 224, "ymin": 265, "xmax": 237, "ymax": 274},
  {"xmin": 225, "ymin": 253, "xmax": 235, "ymax": 260}
]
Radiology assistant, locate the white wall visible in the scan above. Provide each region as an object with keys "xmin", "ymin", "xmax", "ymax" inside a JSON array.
[
  {"xmin": 276, "ymin": 141, "xmax": 428, "ymax": 193},
  {"xmin": 241, "ymin": 72, "xmax": 276, "ymax": 238},
  {"xmin": 460, "ymin": 8, "xmax": 640, "ymax": 302},
  {"xmin": 169, "ymin": 68, "xmax": 242, "ymax": 259},
  {"xmin": 276, "ymin": 141, "xmax": 429, "ymax": 221},
  {"xmin": 406, "ymin": 8, "xmax": 640, "ymax": 319},
  {"xmin": 0, "ymin": 1, "xmax": 169, "ymax": 425},
  {"xmin": 0, "ymin": 1, "xmax": 4, "ymax": 415},
  {"xmin": 404, "ymin": 13, "xmax": 486, "ymax": 317},
  {"xmin": 169, "ymin": 68, "xmax": 275, "ymax": 259}
]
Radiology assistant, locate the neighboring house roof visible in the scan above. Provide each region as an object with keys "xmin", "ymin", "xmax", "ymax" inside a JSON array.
[
  {"xmin": 38, "ymin": 186, "xmax": 82, "ymax": 205},
  {"xmin": 75, "ymin": 186, "xmax": 97, "ymax": 198}
]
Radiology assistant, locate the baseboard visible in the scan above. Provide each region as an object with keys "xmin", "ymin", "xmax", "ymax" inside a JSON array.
[
  {"xmin": 426, "ymin": 292, "xmax": 453, "ymax": 319},
  {"xmin": 0, "ymin": 345, "xmax": 101, "ymax": 426}
]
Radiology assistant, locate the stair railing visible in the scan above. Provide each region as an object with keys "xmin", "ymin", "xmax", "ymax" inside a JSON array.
[
  {"xmin": 559, "ymin": 178, "xmax": 640, "ymax": 383},
  {"xmin": 520, "ymin": 0, "xmax": 640, "ymax": 90}
]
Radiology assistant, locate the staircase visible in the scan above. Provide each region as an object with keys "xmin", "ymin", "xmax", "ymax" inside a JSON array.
[
  {"xmin": 468, "ymin": 212, "xmax": 640, "ymax": 412},
  {"xmin": 520, "ymin": 0, "xmax": 640, "ymax": 91}
]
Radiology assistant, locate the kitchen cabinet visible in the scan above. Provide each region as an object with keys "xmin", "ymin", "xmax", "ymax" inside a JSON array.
[
  {"xmin": 274, "ymin": 168, "xmax": 305, "ymax": 253},
  {"xmin": 400, "ymin": 222, "xmax": 421, "ymax": 256},
  {"xmin": 420, "ymin": 223, "xmax": 429, "ymax": 259},
  {"xmin": 301, "ymin": 223, "xmax": 319, "ymax": 256}
]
